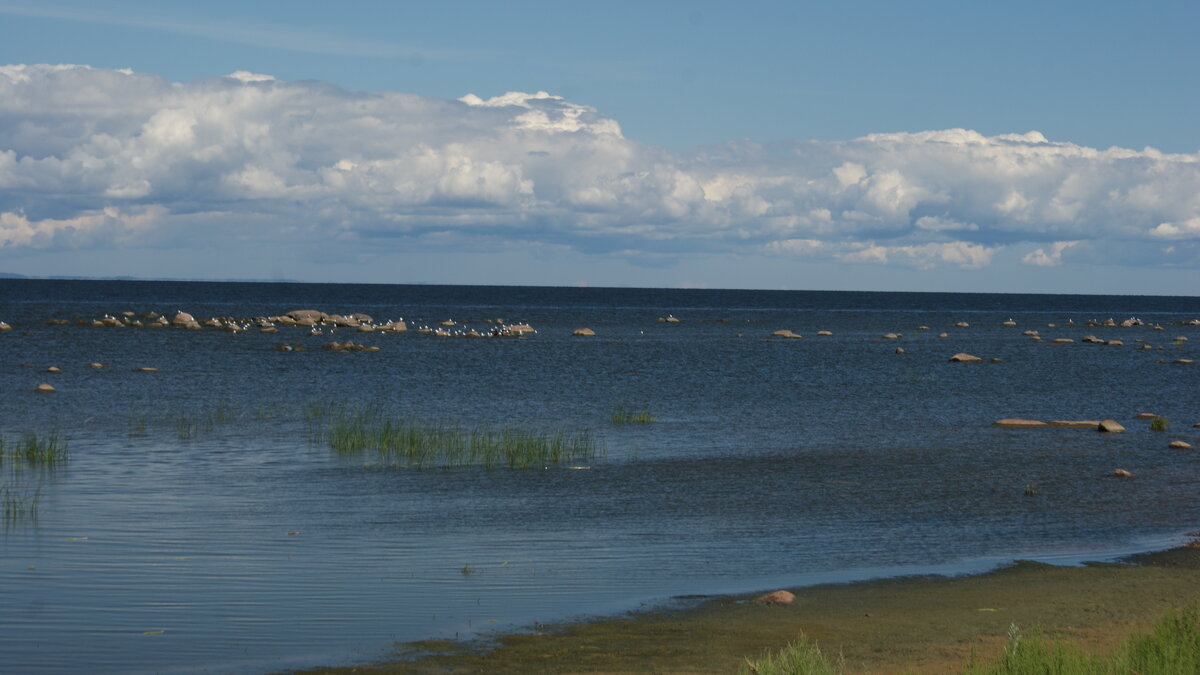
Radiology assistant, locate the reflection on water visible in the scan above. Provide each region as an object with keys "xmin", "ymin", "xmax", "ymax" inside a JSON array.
[{"xmin": 0, "ymin": 280, "xmax": 1197, "ymax": 673}]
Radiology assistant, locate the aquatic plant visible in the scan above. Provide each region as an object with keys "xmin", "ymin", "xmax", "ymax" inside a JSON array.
[
  {"xmin": 739, "ymin": 635, "xmax": 843, "ymax": 675},
  {"xmin": 2, "ymin": 486, "xmax": 41, "ymax": 532},
  {"xmin": 1150, "ymin": 416, "xmax": 1170, "ymax": 432},
  {"xmin": 314, "ymin": 407, "xmax": 599, "ymax": 469},
  {"xmin": 125, "ymin": 403, "xmax": 245, "ymax": 441},
  {"xmin": 1024, "ymin": 482, "xmax": 1038, "ymax": 496},
  {"xmin": 0, "ymin": 432, "xmax": 69, "ymax": 468},
  {"xmin": 610, "ymin": 405, "xmax": 656, "ymax": 425}
]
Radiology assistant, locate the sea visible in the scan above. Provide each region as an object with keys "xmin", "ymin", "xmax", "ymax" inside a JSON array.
[{"xmin": 1, "ymin": 279, "xmax": 1197, "ymax": 674}]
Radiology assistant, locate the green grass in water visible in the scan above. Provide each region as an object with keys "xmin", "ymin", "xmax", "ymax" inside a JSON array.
[
  {"xmin": 1149, "ymin": 416, "xmax": 1169, "ymax": 432},
  {"xmin": 316, "ymin": 407, "xmax": 599, "ymax": 469},
  {"xmin": 743, "ymin": 604, "xmax": 1200, "ymax": 674},
  {"xmin": 1, "ymin": 485, "xmax": 41, "ymax": 532},
  {"xmin": 0, "ymin": 432, "xmax": 69, "ymax": 468},
  {"xmin": 126, "ymin": 403, "xmax": 244, "ymax": 440},
  {"xmin": 610, "ymin": 405, "xmax": 656, "ymax": 425}
]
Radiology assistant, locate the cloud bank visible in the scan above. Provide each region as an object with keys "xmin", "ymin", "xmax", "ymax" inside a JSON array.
[{"xmin": 1, "ymin": 64, "xmax": 1198, "ymax": 274}]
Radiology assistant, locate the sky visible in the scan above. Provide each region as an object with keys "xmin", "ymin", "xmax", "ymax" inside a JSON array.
[{"xmin": 0, "ymin": 0, "xmax": 1197, "ymax": 294}]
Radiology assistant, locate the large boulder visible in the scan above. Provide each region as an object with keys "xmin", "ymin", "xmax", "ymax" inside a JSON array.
[
  {"xmin": 772, "ymin": 329, "xmax": 802, "ymax": 339},
  {"xmin": 573, "ymin": 328, "xmax": 596, "ymax": 337},
  {"xmin": 949, "ymin": 353, "xmax": 983, "ymax": 362},
  {"xmin": 171, "ymin": 312, "xmax": 195, "ymax": 326},
  {"xmin": 0, "ymin": 321, "xmax": 11, "ymax": 331},
  {"xmin": 882, "ymin": 333, "xmax": 902, "ymax": 339},
  {"xmin": 504, "ymin": 323, "xmax": 536, "ymax": 335},
  {"xmin": 34, "ymin": 383, "xmax": 56, "ymax": 393},
  {"xmin": 1169, "ymin": 440, "xmax": 1194, "ymax": 450},
  {"xmin": 1098, "ymin": 420, "xmax": 1126, "ymax": 433},
  {"xmin": 287, "ymin": 309, "xmax": 328, "ymax": 322}
]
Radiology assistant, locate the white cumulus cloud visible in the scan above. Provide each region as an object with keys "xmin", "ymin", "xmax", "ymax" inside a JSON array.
[
  {"xmin": 0, "ymin": 64, "xmax": 1198, "ymax": 273},
  {"xmin": 1022, "ymin": 240, "xmax": 1081, "ymax": 267}
]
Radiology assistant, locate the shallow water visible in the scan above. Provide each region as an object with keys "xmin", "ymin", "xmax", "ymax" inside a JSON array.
[{"xmin": 1, "ymin": 280, "xmax": 1198, "ymax": 673}]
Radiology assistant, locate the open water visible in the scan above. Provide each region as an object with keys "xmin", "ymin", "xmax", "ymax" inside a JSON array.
[{"xmin": 1, "ymin": 279, "xmax": 1198, "ymax": 673}]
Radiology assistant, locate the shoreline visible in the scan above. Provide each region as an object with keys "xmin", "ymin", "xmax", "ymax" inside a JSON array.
[{"xmin": 293, "ymin": 537, "xmax": 1200, "ymax": 674}]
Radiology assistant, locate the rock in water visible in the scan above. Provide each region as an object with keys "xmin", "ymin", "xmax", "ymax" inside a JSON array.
[
  {"xmin": 1098, "ymin": 420, "xmax": 1126, "ymax": 433},
  {"xmin": 992, "ymin": 419, "xmax": 1047, "ymax": 428},
  {"xmin": 573, "ymin": 328, "xmax": 596, "ymax": 337},
  {"xmin": 949, "ymin": 353, "xmax": 983, "ymax": 362},
  {"xmin": 1047, "ymin": 420, "xmax": 1102, "ymax": 428},
  {"xmin": 34, "ymin": 383, "xmax": 56, "ymax": 393}
]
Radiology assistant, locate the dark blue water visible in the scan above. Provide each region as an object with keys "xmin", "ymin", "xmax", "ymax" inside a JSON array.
[{"xmin": 1, "ymin": 280, "xmax": 1198, "ymax": 673}]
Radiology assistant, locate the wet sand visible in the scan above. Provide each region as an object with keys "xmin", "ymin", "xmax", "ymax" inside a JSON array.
[{"xmin": 295, "ymin": 545, "xmax": 1200, "ymax": 674}]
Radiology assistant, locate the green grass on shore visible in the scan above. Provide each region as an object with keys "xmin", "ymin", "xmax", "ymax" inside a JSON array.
[
  {"xmin": 739, "ymin": 635, "xmax": 842, "ymax": 674},
  {"xmin": 741, "ymin": 604, "xmax": 1200, "ymax": 675}
]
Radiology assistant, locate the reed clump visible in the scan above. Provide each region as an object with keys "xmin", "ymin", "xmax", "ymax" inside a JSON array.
[
  {"xmin": 0, "ymin": 432, "xmax": 69, "ymax": 468},
  {"xmin": 2, "ymin": 485, "xmax": 41, "ymax": 531},
  {"xmin": 610, "ymin": 405, "xmax": 656, "ymax": 425},
  {"xmin": 315, "ymin": 407, "xmax": 599, "ymax": 469},
  {"xmin": 1, "ymin": 432, "xmax": 64, "ymax": 531},
  {"xmin": 126, "ymin": 403, "xmax": 242, "ymax": 440},
  {"xmin": 1149, "ymin": 416, "xmax": 1169, "ymax": 432}
]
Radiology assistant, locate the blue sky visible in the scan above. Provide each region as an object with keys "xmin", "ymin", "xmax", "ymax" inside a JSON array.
[{"xmin": 0, "ymin": 0, "xmax": 1197, "ymax": 293}]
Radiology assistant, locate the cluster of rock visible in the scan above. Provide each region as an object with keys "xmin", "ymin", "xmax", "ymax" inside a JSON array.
[
  {"xmin": 993, "ymin": 414, "xmax": 1198, "ymax": 451},
  {"xmin": 411, "ymin": 323, "xmax": 536, "ymax": 338},
  {"xmin": 34, "ymin": 308, "xmax": 551, "ymax": 339},
  {"xmin": 322, "ymin": 341, "xmax": 380, "ymax": 353}
]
